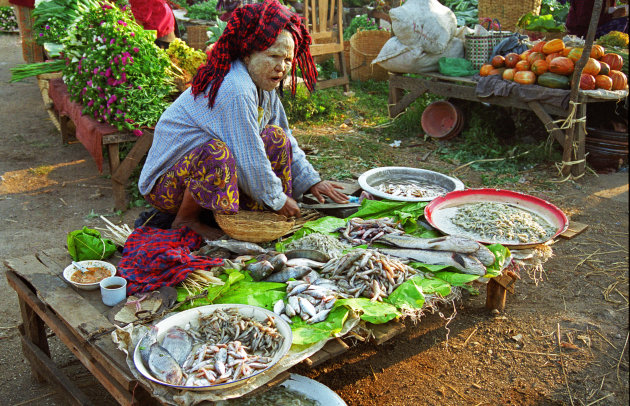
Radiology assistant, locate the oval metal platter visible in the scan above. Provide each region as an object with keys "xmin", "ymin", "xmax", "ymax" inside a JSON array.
[{"xmin": 424, "ymin": 189, "xmax": 569, "ymax": 249}]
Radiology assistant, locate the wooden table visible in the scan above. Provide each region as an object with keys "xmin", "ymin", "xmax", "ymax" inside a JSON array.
[
  {"xmin": 4, "ymin": 247, "xmax": 517, "ymax": 404},
  {"xmin": 388, "ymin": 72, "xmax": 623, "ymax": 178}
]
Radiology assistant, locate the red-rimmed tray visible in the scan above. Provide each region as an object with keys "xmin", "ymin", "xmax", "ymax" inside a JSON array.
[{"xmin": 424, "ymin": 189, "xmax": 569, "ymax": 249}]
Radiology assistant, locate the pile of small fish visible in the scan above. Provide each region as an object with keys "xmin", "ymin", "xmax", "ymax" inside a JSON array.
[
  {"xmin": 285, "ymin": 232, "xmax": 351, "ymax": 259},
  {"xmin": 376, "ymin": 181, "xmax": 448, "ymax": 199},
  {"xmin": 139, "ymin": 308, "xmax": 285, "ymax": 387},
  {"xmin": 339, "ymin": 217, "xmax": 405, "ymax": 245},
  {"xmin": 318, "ymin": 249, "xmax": 420, "ymax": 301},
  {"xmin": 273, "ymin": 278, "xmax": 340, "ymax": 324},
  {"xmin": 449, "ymin": 202, "xmax": 556, "ymax": 244},
  {"xmin": 375, "ymin": 234, "xmax": 496, "ymax": 276}
]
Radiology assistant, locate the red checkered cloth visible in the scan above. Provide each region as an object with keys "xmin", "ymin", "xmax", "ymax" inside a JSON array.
[
  {"xmin": 191, "ymin": 0, "xmax": 317, "ymax": 108},
  {"xmin": 117, "ymin": 226, "xmax": 223, "ymax": 295}
]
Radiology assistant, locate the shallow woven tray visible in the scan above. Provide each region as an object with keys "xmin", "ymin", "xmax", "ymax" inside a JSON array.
[{"xmin": 214, "ymin": 211, "xmax": 295, "ymax": 243}]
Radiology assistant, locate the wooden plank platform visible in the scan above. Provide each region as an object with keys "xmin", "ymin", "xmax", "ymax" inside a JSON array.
[{"xmin": 560, "ymin": 221, "xmax": 589, "ymax": 240}]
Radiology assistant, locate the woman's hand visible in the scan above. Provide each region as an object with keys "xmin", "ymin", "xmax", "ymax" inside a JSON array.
[
  {"xmin": 277, "ymin": 196, "xmax": 301, "ymax": 218},
  {"xmin": 310, "ymin": 181, "xmax": 349, "ymax": 204}
]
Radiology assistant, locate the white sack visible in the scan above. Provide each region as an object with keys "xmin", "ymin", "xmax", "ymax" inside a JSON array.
[
  {"xmin": 373, "ymin": 37, "xmax": 464, "ymax": 74},
  {"xmin": 389, "ymin": 0, "xmax": 457, "ymax": 54}
]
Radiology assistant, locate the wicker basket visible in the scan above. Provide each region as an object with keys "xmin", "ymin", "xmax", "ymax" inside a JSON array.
[
  {"xmin": 478, "ymin": 0, "xmax": 543, "ymax": 32},
  {"xmin": 214, "ymin": 211, "xmax": 295, "ymax": 243},
  {"xmin": 349, "ymin": 30, "xmax": 392, "ymax": 82},
  {"xmin": 185, "ymin": 24, "xmax": 210, "ymax": 50}
]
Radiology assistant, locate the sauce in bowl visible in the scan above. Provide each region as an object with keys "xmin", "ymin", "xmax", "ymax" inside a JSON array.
[{"xmin": 71, "ymin": 266, "xmax": 112, "ymax": 284}]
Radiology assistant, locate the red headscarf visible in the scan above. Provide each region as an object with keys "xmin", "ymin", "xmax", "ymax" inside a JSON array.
[{"xmin": 191, "ymin": 0, "xmax": 318, "ymax": 108}]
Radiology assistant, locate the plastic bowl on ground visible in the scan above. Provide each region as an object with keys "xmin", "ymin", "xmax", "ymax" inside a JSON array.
[
  {"xmin": 62, "ymin": 260, "xmax": 117, "ymax": 291},
  {"xmin": 421, "ymin": 100, "xmax": 460, "ymax": 139}
]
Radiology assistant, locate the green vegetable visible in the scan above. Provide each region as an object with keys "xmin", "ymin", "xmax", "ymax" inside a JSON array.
[
  {"xmin": 343, "ymin": 14, "xmax": 383, "ymax": 41},
  {"xmin": 537, "ymin": 72, "xmax": 571, "ymax": 89},
  {"xmin": 10, "ymin": 60, "xmax": 65, "ymax": 82},
  {"xmin": 518, "ymin": 12, "xmax": 565, "ymax": 32},
  {"xmin": 67, "ymin": 226, "xmax": 117, "ymax": 261},
  {"xmin": 185, "ymin": 0, "xmax": 221, "ymax": 21}
]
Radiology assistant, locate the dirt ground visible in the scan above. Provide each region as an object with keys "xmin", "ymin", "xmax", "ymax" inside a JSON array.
[{"xmin": 1, "ymin": 32, "xmax": 629, "ymax": 406}]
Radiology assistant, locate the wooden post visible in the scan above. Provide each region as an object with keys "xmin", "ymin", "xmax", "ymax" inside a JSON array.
[
  {"xmin": 563, "ymin": 0, "xmax": 603, "ymax": 177},
  {"xmin": 17, "ymin": 295, "xmax": 50, "ymax": 383},
  {"xmin": 485, "ymin": 273, "xmax": 518, "ymax": 311}
]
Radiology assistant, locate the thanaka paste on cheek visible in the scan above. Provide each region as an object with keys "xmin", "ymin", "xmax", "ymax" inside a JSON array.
[{"xmin": 245, "ymin": 31, "xmax": 295, "ymax": 92}]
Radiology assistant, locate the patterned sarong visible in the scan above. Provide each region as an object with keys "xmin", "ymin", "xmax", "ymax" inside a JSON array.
[{"xmin": 145, "ymin": 125, "xmax": 293, "ymax": 214}]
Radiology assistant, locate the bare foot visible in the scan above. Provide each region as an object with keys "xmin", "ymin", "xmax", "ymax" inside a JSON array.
[{"xmin": 172, "ymin": 219, "xmax": 224, "ymax": 241}]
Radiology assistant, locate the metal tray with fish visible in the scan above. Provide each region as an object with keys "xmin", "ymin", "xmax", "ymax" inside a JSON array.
[
  {"xmin": 424, "ymin": 189, "xmax": 569, "ymax": 249},
  {"xmin": 133, "ymin": 304, "xmax": 292, "ymax": 391},
  {"xmin": 358, "ymin": 167, "xmax": 465, "ymax": 202}
]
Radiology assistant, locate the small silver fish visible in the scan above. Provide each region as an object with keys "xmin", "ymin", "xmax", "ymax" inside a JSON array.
[
  {"xmin": 288, "ymin": 296, "xmax": 300, "ymax": 315},
  {"xmin": 284, "ymin": 249, "xmax": 330, "ymax": 262},
  {"xmin": 307, "ymin": 308, "xmax": 332, "ymax": 324},
  {"xmin": 273, "ymin": 299, "xmax": 285, "ymax": 315},
  {"xmin": 298, "ymin": 296, "xmax": 317, "ymax": 318}
]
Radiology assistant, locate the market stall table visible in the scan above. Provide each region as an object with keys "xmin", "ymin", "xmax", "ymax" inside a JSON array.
[
  {"xmin": 5, "ymin": 244, "xmax": 520, "ymax": 404},
  {"xmin": 46, "ymin": 78, "xmax": 153, "ymax": 210},
  {"xmin": 388, "ymin": 71, "xmax": 627, "ymax": 178}
]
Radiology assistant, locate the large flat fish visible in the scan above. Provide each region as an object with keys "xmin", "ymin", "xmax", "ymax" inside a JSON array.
[
  {"xmin": 147, "ymin": 342, "xmax": 184, "ymax": 385},
  {"xmin": 376, "ymin": 234, "xmax": 481, "ymax": 254},
  {"xmin": 161, "ymin": 326, "xmax": 193, "ymax": 367},
  {"xmin": 379, "ymin": 248, "xmax": 487, "ymax": 276},
  {"xmin": 247, "ymin": 260, "xmax": 275, "ymax": 281},
  {"xmin": 204, "ymin": 239, "xmax": 267, "ymax": 255},
  {"xmin": 264, "ymin": 266, "xmax": 312, "ymax": 283},
  {"xmin": 139, "ymin": 326, "xmax": 158, "ymax": 367}
]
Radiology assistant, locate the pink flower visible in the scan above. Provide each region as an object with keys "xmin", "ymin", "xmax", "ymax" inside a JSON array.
[
  {"xmin": 130, "ymin": 32, "xmax": 135, "ymax": 37},
  {"xmin": 110, "ymin": 39, "xmax": 115, "ymax": 45},
  {"xmin": 105, "ymin": 68, "xmax": 112, "ymax": 77},
  {"xmin": 137, "ymin": 85, "xmax": 142, "ymax": 90},
  {"xmin": 133, "ymin": 129, "xmax": 143, "ymax": 136},
  {"xmin": 133, "ymin": 47, "xmax": 139, "ymax": 53},
  {"xmin": 117, "ymin": 20, "xmax": 127, "ymax": 27},
  {"xmin": 88, "ymin": 100, "xmax": 94, "ymax": 107},
  {"xmin": 121, "ymin": 72, "xmax": 127, "ymax": 82}
]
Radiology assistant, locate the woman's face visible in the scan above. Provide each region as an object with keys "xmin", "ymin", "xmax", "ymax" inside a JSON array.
[{"xmin": 244, "ymin": 30, "xmax": 295, "ymax": 92}]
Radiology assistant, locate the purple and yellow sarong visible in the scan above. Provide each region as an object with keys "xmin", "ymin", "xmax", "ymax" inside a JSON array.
[{"xmin": 145, "ymin": 125, "xmax": 293, "ymax": 214}]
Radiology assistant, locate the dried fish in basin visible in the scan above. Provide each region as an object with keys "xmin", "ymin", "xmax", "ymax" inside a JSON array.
[
  {"xmin": 285, "ymin": 232, "xmax": 350, "ymax": 258},
  {"xmin": 448, "ymin": 202, "xmax": 556, "ymax": 244}
]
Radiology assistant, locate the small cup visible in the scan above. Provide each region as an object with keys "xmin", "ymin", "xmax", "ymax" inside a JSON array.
[{"xmin": 100, "ymin": 276, "xmax": 127, "ymax": 307}]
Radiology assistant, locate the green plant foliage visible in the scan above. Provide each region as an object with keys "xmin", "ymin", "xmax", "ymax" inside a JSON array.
[
  {"xmin": 343, "ymin": 14, "xmax": 382, "ymax": 41},
  {"xmin": 185, "ymin": 0, "xmax": 221, "ymax": 21}
]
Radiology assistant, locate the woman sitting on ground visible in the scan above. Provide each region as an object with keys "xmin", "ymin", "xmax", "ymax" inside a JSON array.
[{"xmin": 138, "ymin": 0, "xmax": 348, "ymax": 241}]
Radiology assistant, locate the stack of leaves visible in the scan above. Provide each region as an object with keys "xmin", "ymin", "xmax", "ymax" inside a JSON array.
[
  {"xmin": 440, "ymin": 0, "xmax": 479, "ymax": 27},
  {"xmin": 0, "ymin": 6, "xmax": 18, "ymax": 32},
  {"xmin": 33, "ymin": 0, "xmax": 99, "ymax": 45},
  {"xmin": 62, "ymin": 1, "xmax": 176, "ymax": 134}
]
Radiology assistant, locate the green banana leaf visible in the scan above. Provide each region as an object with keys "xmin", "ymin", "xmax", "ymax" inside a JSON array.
[
  {"xmin": 290, "ymin": 306, "xmax": 349, "ymax": 346},
  {"xmin": 335, "ymin": 298, "xmax": 401, "ymax": 324},
  {"xmin": 67, "ymin": 226, "xmax": 116, "ymax": 261}
]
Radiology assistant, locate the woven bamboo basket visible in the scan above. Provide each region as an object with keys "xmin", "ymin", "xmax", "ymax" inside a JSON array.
[
  {"xmin": 214, "ymin": 211, "xmax": 295, "ymax": 243},
  {"xmin": 185, "ymin": 24, "xmax": 210, "ymax": 50},
  {"xmin": 478, "ymin": 0, "xmax": 543, "ymax": 32},
  {"xmin": 349, "ymin": 30, "xmax": 392, "ymax": 82}
]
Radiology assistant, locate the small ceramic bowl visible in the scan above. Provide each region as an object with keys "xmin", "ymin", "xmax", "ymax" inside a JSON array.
[{"xmin": 63, "ymin": 260, "xmax": 117, "ymax": 291}]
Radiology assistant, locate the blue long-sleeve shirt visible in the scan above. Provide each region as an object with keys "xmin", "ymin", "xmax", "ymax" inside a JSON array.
[{"xmin": 138, "ymin": 60, "xmax": 321, "ymax": 210}]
